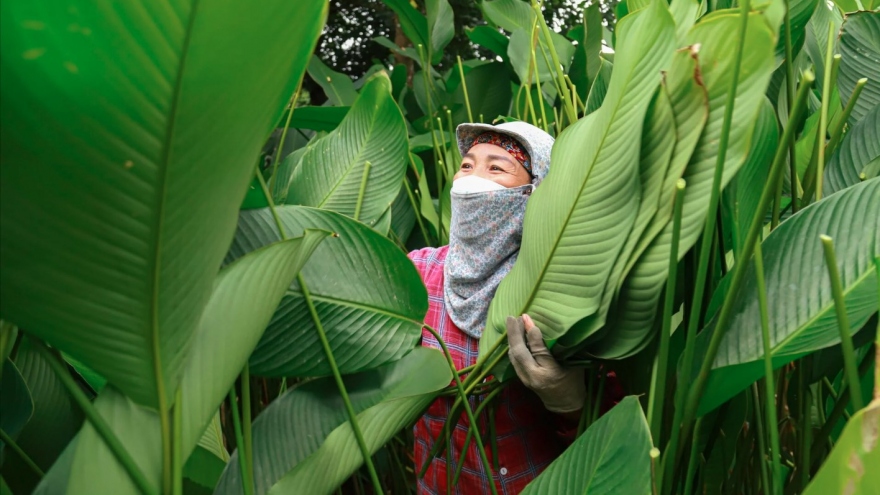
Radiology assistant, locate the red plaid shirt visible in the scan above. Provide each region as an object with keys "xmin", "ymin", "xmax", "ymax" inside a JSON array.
[{"xmin": 409, "ymin": 246, "xmax": 576, "ymax": 495}]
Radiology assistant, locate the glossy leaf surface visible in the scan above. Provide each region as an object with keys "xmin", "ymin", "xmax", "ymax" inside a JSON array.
[
  {"xmin": 214, "ymin": 348, "xmax": 450, "ymax": 495},
  {"xmin": 521, "ymin": 397, "xmax": 652, "ymax": 494},
  {"xmin": 0, "ymin": 0, "xmax": 326, "ymax": 409},
  {"xmin": 34, "ymin": 232, "xmax": 327, "ymax": 494},
  {"xmin": 479, "ymin": 1, "xmax": 676, "ymax": 360},
  {"xmin": 696, "ymin": 179, "xmax": 880, "ymax": 414},
  {"xmin": 289, "ymin": 74, "xmax": 409, "ymax": 227},
  {"xmin": 228, "ymin": 207, "xmax": 427, "ymax": 377}
]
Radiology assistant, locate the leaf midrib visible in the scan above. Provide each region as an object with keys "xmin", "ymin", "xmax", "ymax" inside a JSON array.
[
  {"xmin": 315, "ymin": 91, "xmax": 388, "ymax": 210},
  {"xmin": 518, "ymin": 35, "xmax": 659, "ymax": 316},
  {"xmin": 729, "ymin": 267, "xmax": 874, "ymax": 367},
  {"xmin": 150, "ymin": 0, "xmax": 202, "ymax": 409},
  {"xmin": 284, "ymin": 289, "xmax": 424, "ymax": 325}
]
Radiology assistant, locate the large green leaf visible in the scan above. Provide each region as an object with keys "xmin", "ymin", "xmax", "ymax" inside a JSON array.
[
  {"xmin": 0, "ymin": 0, "xmax": 326, "ymax": 409},
  {"xmin": 520, "ymin": 397, "xmax": 652, "ymax": 494},
  {"xmin": 481, "ymin": 0, "xmax": 535, "ymax": 32},
  {"xmin": 34, "ymin": 232, "xmax": 327, "ymax": 494},
  {"xmin": 724, "ymin": 98, "xmax": 779, "ymax": 254},
  {"xmin": 695, "ymin": 179, "xmax": 880, "ymax": 414},
  {"xmin": 803, "ymin": 399, "xmax": 880, "ymax": 495},
  {"xmin": 307, "ymin": 56, "xmax": 358, "ymax": 106},
  {"xmin": 805, "ymin": 0, "xmax": 844, "ymax": 95},
  {"xmin": 596, "ymin": 10, "xmax": 778, "ymax": 358},
  {"xmin": 427, "ymin": 0, "xmax": 454, "ymax": 61},
  {"xmin": 478, "ymin": 0, "xmax": 675, "ymax": 360},
  {"xmin": 214, "ymin": 348, "xmax": 451, "ymax": 495},
  {"xmin": 288, "ymin": 74, "xmax": 408, "ymax": 228},
  {"xmin": 380, "ymin": 0, "xmax": 430, "ymax": 57},
  {"xmin": 824, "ymin": 103, "xmax": 880, "ymax": 195},
  {"xmin": 2, "ymin": 341, "xmax": 84, "ymax": 495},
  {"xmin": 838, "ymin": 11, "xmax": 880, "ymax": 126},
  {"xmin": 558, "ymin": 87, "xmax": 676, "ymax": 351},
  {"xmin": 228, "ymin": 207, "xmax": 427, "ymax": 377}
]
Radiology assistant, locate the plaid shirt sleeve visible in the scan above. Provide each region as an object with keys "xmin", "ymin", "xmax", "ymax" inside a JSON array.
[{"xmin": 408, "ymin": 246, "xmax": 567, "ymax": 495}]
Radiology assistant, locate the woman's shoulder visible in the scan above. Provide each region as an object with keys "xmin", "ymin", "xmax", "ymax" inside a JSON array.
[{"xmin": 407, "ymin": 245, "xmax": 449, "ymax": 280}]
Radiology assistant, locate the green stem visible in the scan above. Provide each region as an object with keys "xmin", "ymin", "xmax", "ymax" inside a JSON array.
[
  {"xmin": 531, "ymin": 40, "xmax": 550, "ymax": 132},
  {"xmin": 256, "ymin": 162, "xmax": 384, "ymax": 494},
  {"xmin": 682, "ymin": 417, "xmax": 702, "ymax": 495},
  {"xmin": 671, "ymin": 61, "xmax": 815, "ymax": 495},
  {"xmin": 270, "ymin": 84, "xmax": 302, "ymax": 193},
  {"xmin": 457, "ymin": 56, "xmax": 474, "ymax": 122},
  {"xmin": 665, "ymin": 0, "xmax": 753, "ymax": 487},
  {"xmin": 451, "ymin": 386, "xmax": 505, "ymax": 486},
  {"xmin": 404, "ymin": 158, "xmax": 435, "ymax": 246},
  {"xmin": 648, "ymin": 180, "xmax": 686, "ymax": 444},
  {"xmin": 353, "ymin": 161, "xmax": 371, "ymax": 222},
  {"xmin": 826, "ymin": 78, "xmax": 867, "ymax": 157},
  {"xmin": 0, "ymin": 428, "xmax": 45, "ymax": 478},
  {"xmin": 172, "ymin": 388, "xmax": 183, "ymax": 495},
  {"xmin": 754, "ymin": 242, "xmax": 782, "ymax": 494},
  {"xmin": 751, "ymin": 384, "xmax": 771, "ymax": 495},
  {"xmin": 783, "ymin": 0, "xmax": 798, "ymax": 212},
  {"xmin": 423, "ymin": 325, "xmax": 498, "ymax": 495},
  {"xmin": 229, "ymin": 387, "xmax": 253, "ymax": 495},
  {"xmin": 30, "ymin": 338, "xmax": 158, "ymax": 495},
  {"xmin": 820, "ymin": 235, "xmax": 864, "ymax": 411},
  {"xmin": 241, "ymin": 365, "xmax": 254, "ymax": 489},
  {"xmin": 816, "ymin": 21, "xmax": 836, "ymax": 202},
  {"xmin": 799, "ymin": 377, "xmax": 812, "ymax": 488}
]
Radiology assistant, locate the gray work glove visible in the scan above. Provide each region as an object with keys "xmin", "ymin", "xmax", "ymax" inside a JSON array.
[{"xmin": 507, "ymin": 314, "xmax": 586, "ymax": 414}]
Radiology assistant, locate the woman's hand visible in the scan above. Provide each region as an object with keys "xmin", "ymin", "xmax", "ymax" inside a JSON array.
[{"xmin": 506, "ymin": 314, "xmax": 586, "ymax": 414}]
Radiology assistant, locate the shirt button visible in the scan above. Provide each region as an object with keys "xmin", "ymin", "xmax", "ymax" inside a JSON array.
[{"xmin": 499, "ymin": 467, "xmax": 508, "ymax": 476}]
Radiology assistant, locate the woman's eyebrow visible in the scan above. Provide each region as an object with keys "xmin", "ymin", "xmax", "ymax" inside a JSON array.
[{"xmin": 487, "ymin": 154, "xmax": 517, "ymax": 165}]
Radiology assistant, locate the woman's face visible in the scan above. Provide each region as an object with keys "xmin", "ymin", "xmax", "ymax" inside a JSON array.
[{"xmin": 453, "ymin": 143, "xmax": 532, "ymax": 188}]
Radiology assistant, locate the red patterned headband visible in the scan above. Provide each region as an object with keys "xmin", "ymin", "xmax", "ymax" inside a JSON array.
[{"xmin": 469, "ymin": 132, "xmax": 532, "ymax": 175}]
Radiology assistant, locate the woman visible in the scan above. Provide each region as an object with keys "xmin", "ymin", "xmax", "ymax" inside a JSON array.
[{"xmin": 408, "ymin": 122, "xmax": 587, "ymax": 494}]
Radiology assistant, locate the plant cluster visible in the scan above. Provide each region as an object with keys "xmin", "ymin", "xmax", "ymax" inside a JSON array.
[{"xmin": 0, "ymin": 0, "xmax": 878, "ymax": 494}]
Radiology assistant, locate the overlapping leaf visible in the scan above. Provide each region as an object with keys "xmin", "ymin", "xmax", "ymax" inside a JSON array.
[
  {"xmin": 595, "ymin": 10, "xmax": 778, "ymax": 358},
  {"xmin": 521, "ymin": 397, "xmax": 653, "ymax": 494},
  {"xmin": 289, "ymin": 73, "xmax": 409, "ymax": 228},
  {"xmin": 214, "ymin": 348, "xmax": 451, "ymax": 495},
  {"xmin": 34, "ymin": 232, "xmax": 327, "ymax": 495},
  {"xmin": 695, "ymin": 179, "xmax": 879, "ymax": 414},
  {"xmin": 0, "ymin": 0, "xmax": 326, "ymax": 410},
  {"xmin": 479, "ymin": 0, "xmax": 675, "ymax": 359},
  {"xmin": 227, "ymin": 207, "xmax": 427, "ymax": 378}
]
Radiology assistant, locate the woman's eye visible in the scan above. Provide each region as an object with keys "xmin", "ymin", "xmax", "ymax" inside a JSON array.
[
  {"xmin": 490, "ymin": 165, "xmax": 501, "ymax": 171},
  {"xmin": 461, "ymin": 163, "xmax": 472, "ymax": 170}
]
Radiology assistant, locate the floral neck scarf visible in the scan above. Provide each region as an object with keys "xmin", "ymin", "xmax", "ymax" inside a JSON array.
[{"xmin": 444, "ymin": 184, "xmax": 533, "ymax": 338}]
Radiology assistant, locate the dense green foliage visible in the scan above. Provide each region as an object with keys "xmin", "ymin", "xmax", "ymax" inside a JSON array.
[{"xmin": 1, "ymin": 0, "xmax": 879, "ymax": 494}]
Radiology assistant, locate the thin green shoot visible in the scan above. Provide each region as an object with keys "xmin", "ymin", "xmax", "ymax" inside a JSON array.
[
  {"xmin": 754, "ymin": 242, "xmax": 782, "ymax": 494},
  {"xmin": 228, "ymin": 385, "xmax": 253, "ymax": 495},
  {"xmin": 820, "ymin": 235, "xmax": 864, "ymax": 411},
  {"xmin": 457, "ymin": 56, "xmax": 474, "ymax": 122},
  {"xmin": 0, "ymin": 428, "xmax": 45, "ymax": 478},
  {"xmin": 648, "ymin": 179, "xmax": 686, "ymax": 445},
  {"xmin": 816, "ymin": 22, "xmax": 836, "ymax": 202}
]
